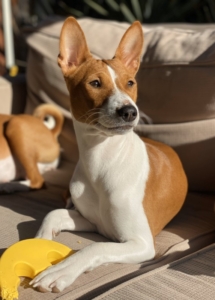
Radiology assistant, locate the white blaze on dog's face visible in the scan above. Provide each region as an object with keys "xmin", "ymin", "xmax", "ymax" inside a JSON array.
[{"xmin": 58, "ymin": 17, "xmax": 144, "ymax": 135}]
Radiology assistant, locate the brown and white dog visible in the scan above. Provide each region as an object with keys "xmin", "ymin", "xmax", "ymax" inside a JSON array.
[
  {"xmin": 0, "ymin": 104, "xmax": 63, "ymax": 193},
  {"xmin": 31, "ymin": 18, "xmax": 187, "ymax": 293}
]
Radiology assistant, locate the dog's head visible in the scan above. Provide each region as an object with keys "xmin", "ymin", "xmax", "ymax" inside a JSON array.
[
  {"xmin": 58, "ymin": 17, "xmax": 143, "ymax": 135},
  {"xmin": 33, "ymin": 104, "xmax": 64, "ymax": 138}
]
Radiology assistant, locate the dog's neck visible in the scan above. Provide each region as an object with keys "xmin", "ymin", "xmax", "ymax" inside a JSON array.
[
  {"xmin": 72, "ymin": 117, "xmax": 149, "ymax": 212},
  {"xmin": 73, "ymin": 118, "xmax": 135, "ymax": 152}
]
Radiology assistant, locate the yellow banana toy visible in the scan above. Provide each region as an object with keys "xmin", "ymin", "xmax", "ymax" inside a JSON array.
[{"xmin": 0, "ymin": 239, "xmax": 73, "ymax": 300}]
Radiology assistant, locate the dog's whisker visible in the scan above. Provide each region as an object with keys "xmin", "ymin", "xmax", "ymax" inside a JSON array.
[
  {"xmin": 78, "ymin": 108, "xmax": 107, "ymax": 123},
  {"xmin": 85, "ymin": 112, "xmax": 99, "ymax": 120},
  {"xmin": 84, "ymin": 112, "xmax": 103, "ymax": 124},
  {"xmin": 83, "ymin": 112, "xmax": 110, "ymax": 125},
  {"xmin": 77, "ymin": 108, "xmax": 101, "ymax": 121}
]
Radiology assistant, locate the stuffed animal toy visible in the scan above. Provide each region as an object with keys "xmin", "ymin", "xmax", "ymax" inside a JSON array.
[{"xmin": 0, "ymin": 104, "xmax": 64, "ymax": 193}]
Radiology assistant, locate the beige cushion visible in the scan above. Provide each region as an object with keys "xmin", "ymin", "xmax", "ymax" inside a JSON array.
[
  {"xmin": 0, "ymin": 77, "xmax": 12, "ymax": 114},
  {"xmin": 138, "ymin": 26, "xmax": 215, "ymax": 123},
  {"xmin": 95, "ymin": 243, "xmax": 215, "ymax": 299},
  {"xmin": 1, "ymin": 161, "xmax": 215, "ymax": 299},
  {"xmin": 26, "ymin": 18, "xmax": 215, "ymax": 192}
]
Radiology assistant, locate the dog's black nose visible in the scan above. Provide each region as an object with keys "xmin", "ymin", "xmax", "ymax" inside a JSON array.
[{"xmin": 117, "ymin": 105, "xmax": 137, "ymax": 122}]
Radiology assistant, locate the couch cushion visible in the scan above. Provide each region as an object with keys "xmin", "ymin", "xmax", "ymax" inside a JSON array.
[
  {"xmin": 0, "ymin": 161, "xmax": 215, "ymax": 299},
  {"xmin": 137, "ymin": 26, "xmax": 215, "ymax": 124},
  {"xmin": 26, "ymin": 18, "xmax": 215, "ymax": 192},
  {"xmin": 0, "ymin": 77, "xmax": 12, "ymax": 114},
  {"xmin": 95, "ymin": 243, "xmax": 215, "ymax": 300}
]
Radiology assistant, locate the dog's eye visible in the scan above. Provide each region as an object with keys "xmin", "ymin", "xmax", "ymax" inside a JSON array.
[
  {"xmin": 89, "ymin": 80, "xmax": 101, "ymax": 88},
  {"xmin": 127, "ymin": 80, "xmax": 135, "ymax": 87}
]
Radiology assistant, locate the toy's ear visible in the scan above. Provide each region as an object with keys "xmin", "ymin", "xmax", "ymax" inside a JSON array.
[
  {"xmin": 114, "ymin": 21, "xmax": 144, "ymax": 75},
  {"xmin": 33, "ymin": 104, "xmax": 64, "ymax": 138},
  {"xmin": 58, "ymin": 17, "xmax": 92, "ymax": 75}
]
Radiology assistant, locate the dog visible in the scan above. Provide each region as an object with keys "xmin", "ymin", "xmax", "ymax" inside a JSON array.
[
  {"xmin": 0, "ymin": 104, "xmax": 63, "ymax": 193},
  {"xmin": 30, "ymin": 17, "xmax": 187, "ymax": 293}
]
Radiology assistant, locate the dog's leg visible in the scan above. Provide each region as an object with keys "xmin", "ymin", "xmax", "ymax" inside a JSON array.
[
  {"xmin": 36, "ymin": 209, "xmax": 96, "ymax": 240},
  {"xmin": 16, "ymin": 157, "xmax": 44, "ymax": 189},
  {"xmin": 5, "ymin": 118, "xmax": 45, "ymax": 189},
  {"xmin": 30, "ymin": 239, "xmax": 155, "ymax": 293}
]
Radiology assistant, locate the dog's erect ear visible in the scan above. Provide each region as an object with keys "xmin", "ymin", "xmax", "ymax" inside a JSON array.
[
  {"xmin": 114, "ymin": 21, "xmax": 143, "ymax": 75},
  {"xmin": 58, "ymin": 17, "xmax": 92, "ymax": 75}
]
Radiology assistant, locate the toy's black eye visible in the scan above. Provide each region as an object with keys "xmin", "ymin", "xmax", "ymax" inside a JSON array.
[
  {"xmin": 44, "ymin": 116, "xmax": 49, "ymax": 122},
  {"xmin": 127, "ymin": 80, "xmax": 135, "ymax": 87},
  {"xmin": 89, "ymin": 80, "xmax": 101, "ymax": 88}
]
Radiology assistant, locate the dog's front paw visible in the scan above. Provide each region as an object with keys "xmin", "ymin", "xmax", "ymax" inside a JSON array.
[
  {"xmin": 35, "ymin": 210, "xmax": 63, "ymax": 240},
  {"xmin": 30, "ymin": 264, "xmax": 73, "ymax": 293},
  {"xmin": 35, "ymin": 226, "xmax": 60, "ymax": 240}
]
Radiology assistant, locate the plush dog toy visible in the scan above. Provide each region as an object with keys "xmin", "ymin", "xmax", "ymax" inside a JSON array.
[{"xmin": 0, "ymin": 104, "xmax": 64, "ymax": 193}]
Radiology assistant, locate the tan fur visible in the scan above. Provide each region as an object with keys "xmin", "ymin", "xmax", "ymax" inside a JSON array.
[
  {"xmin": 58, "ymin": 17, "xmax": 92, "ymax": 76},
  {"xmin": 0, "ymin": 115, "xmax": 12, "ymax": 160},
  {"xmin": 105, "ymin": 59, "xmax": 138, "ymax": 102},
  {"xmin": 0, "ymin": 105, "xmax": 63, "ymax": 189},
  {"xmin": 114, "ymin": 21, "xmax": 144, "ymax": 75},
  {"xmin": 64, "ymin": 59, "xmax": 115, "ymax": 123},
  {"xmin": 143, "ymin": 137, "xmax": 188, "ymax": 237}
]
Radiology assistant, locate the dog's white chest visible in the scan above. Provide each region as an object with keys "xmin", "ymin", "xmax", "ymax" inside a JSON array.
[
  {"xmin": 0, "ymin": 156, "xmax": 16, "ymax": 183},
  {"xmin": 71, "ymin": 127, "xmax": 151, "ymax": 242}
]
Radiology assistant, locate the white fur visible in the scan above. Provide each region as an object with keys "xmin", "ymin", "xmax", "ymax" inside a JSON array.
[
  {"xmin": 31, "ymin": 68, "xmax": 155, "ymax": 292},
  {"xmin": 0, "ymin": 156, "xmax": 16, "ymax": 183},
  {"xmin": 0, "ymin": 156, "xmax": 29, "ymax": 193},
  {"xmin": 0, "ymin": 156, "xmax": 59, "ymax": 193},
  {"xmin": 37, "ymin": 158, "xmax": 59, "ymax": 174}
]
